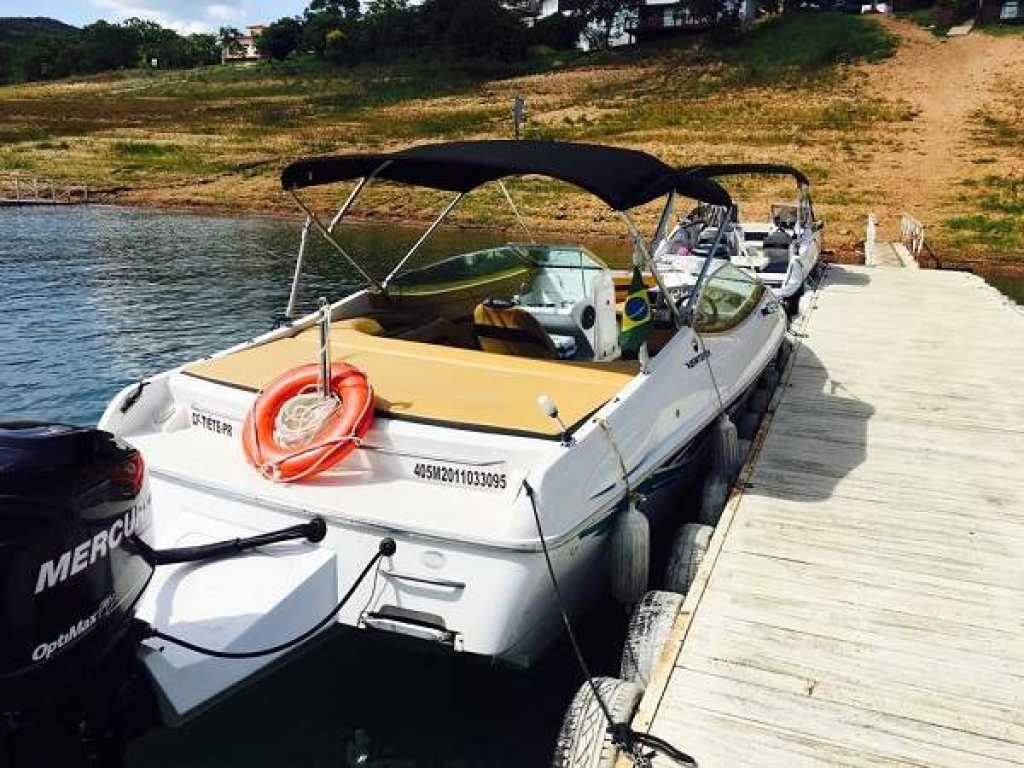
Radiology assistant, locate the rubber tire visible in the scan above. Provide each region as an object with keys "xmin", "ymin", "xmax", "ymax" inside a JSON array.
[
  {"xmin": 737, "ymin": 410, "xmax": 761, "ymax": 440},
  {"xmin": 620, "ymin": 590, "xmax": 684, "ymax": 688},
  {"xmin": 664, "ymin": 523, "xmax": 713, "ymax": 595},
  {"xmin": 551, "ymin": 677, "xmax": 643, "ymax": 768},
  {"xmin": 699, "ymin": 473, "xmax": 728, "ymax": 526}
]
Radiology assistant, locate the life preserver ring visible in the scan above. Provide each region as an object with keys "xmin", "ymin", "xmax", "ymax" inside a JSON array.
[{"xmin": 242, "ymin": 362, "xmax": 374, "ymax": 483}]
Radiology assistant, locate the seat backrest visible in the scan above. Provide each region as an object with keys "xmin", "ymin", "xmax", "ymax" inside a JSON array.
[{"xmin": 474, "ymin": 302, "xmax": 557, "ymax": 360}]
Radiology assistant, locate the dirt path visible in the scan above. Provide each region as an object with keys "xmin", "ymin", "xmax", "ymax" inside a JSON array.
[{"xmin": 858, "ymin": 18, "xmax": 1024, "ymax": 238}]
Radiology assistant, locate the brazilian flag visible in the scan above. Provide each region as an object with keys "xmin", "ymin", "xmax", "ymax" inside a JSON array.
[{"xmin": 619, "ymin": 266, "xmax": 653, "ymax": 355}]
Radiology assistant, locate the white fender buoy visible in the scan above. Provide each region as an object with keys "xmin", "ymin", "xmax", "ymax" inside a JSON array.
[
  {"xmin": 738, "ymin": 410, "xmax": 761, "ymax": 440},
  {"xmin": 699, "ymin": 472, "xmax": 729, "ymax": 526},
  {"xmin": 798, "ymin": 290, "xmax": 814, "ymax": 317},
  {"xmin": 551, "ymin": 677, "xmax": 643, "ymax": 768},
  {"xmin": 738, "ymin": 438, "xmax": 753, "ymax": 466},
  {"xmin": 609, "ymin": 499, "xmax": 649, "ymax": 606},
  {"xmin": 711, "ymin": 414, "xmax": 740, "ymax": 480},
  {"xmin": 748, "ymin": 387, "xmax": 770, "ymax": 415}
]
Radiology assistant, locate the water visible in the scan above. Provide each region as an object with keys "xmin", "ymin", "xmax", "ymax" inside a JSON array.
[{"xmin": 0, "ymin": 205, "xmax": 631, "ymax": 767}]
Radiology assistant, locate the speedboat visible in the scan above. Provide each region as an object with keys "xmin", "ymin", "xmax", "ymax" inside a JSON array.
[
  {"xmin": 661, "ymin": 163, "xmax": 823, "ymax": 317},
  {"xmin": 87, "ymin": 141, "xmax": 785, "ymax": 692}
]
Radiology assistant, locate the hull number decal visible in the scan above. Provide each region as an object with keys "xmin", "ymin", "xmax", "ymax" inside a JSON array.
[
  {"xmin": 761, "ymin": 299, "xmax": 780, "ymax": 316},
  {"xmin": 191, "ymin": 408, "xmax": 235, "ymax": 437},
  {"xmin": 413, "ymin": 462, "xmax": 508, "ymax": 491}
]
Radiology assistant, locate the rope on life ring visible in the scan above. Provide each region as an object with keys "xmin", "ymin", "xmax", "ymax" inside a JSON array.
[{"xmin": 242, "ymin": 362, "xmax": 374, "ymax": 483}]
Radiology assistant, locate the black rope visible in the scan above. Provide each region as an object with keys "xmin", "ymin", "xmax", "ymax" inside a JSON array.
[
  {"xmin": 522, "ymin": 481, "xmax": 697, "ymax": 768},
  {"xmin": 142, "ymin": 538, "xmax": 396, "ymax": 660}
]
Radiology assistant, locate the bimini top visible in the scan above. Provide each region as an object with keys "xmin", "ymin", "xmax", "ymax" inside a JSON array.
[
  {"xmin": 280, "ymin": 140, "xmax": 732, "ymax": 211},
  {"xmin": 680, "ymin": 163, "xmax": 810, "ymax": 187}
]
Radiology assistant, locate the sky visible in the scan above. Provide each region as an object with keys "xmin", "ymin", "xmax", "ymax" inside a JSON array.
[{"xmin": 0, "ymin": 0, "xmax": 311, "ymax": 34}]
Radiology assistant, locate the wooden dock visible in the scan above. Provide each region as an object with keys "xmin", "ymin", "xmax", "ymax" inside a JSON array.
[
  {"xmin": 628, "ymin": 264, "xmax": 1024, "ymax": 767},
  {"xmin": 0, "ymin": 173, "xmax": 89, "ymax": 206}
]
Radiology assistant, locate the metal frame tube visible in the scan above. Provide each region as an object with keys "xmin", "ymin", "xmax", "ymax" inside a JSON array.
[
  {"xmin": 381, "ymin": 192, "xmax": 464, "ymax": 292},
  {"xmin": 289, "ymin": 190, "xmax": 382, "ymax": 290},
  {"xmin": 621, "ymin": 210, "xmax": 682, "ymax": 326},
  {"xmin": 650, "ymin": 190, "xmax": 676, "ymax": 253},
  {"xmin": 328, "ymin": 176, "xmax": 370, "ymax": 234},
  {"xmin": 285, "ymin": 216, "xmax": 312, "ymax": 319},
  {"xmin": 498, "ymin": 180, "xmax": 535, "ymax": 244},
  {"xmin": 682, "ymin": 203, "xmax": 736, "ymax": 323},
  {"xmin": 317, "ymin": 297, "xmax": 332, "ymax": 398}
]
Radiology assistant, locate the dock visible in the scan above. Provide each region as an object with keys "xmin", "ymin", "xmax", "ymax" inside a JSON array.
[
  {"xmin": 629, "ymin": 263, "xmax": 1024, "ymax": 766},
  {"xmin": 0, "ymin": 173, "xmax": 89, "ymax": 206}
]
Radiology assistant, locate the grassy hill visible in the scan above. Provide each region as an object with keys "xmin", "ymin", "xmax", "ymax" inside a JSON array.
[{"xmin": 0, "ymin": 13, "xmax": 911, "ymax": 263}]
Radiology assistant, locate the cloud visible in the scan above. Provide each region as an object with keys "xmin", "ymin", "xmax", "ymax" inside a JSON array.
[{"xmin": 91, "ymin": 0, "xmax": 247, "ymax": 33}]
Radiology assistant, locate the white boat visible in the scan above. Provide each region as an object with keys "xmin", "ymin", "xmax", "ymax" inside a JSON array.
[
  {"xmin": 96, "ymin": 141, "xmax": 786, "ymax": 687},
  {"xmin": 662, "ymin": 164, "xmax": 824, "ymax": 316}
]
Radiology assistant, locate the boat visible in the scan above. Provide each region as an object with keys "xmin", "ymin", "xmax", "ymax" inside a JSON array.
[
  {"xmin": 59, "ymin": 139, "xmax": 780, "ymax": 688},
  {"xmin": 662, "ymin": 163, "xmax": 824, "ymax": 317}
]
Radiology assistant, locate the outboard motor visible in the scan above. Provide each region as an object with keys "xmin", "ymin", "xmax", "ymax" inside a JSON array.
[
  {"xmin": 0, "ymin": 422, "xmax": 158, "ymax": 767},
  {"xmin": 0, "ymin": 422, "xmax": 350, "ymax": 767}
]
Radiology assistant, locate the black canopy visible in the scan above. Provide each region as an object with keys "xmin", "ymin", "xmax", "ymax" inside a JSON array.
[
  {"xmin": 280, "ymin": 140, "xmax": 732, "ymax": 210},
  {"xmin": 680, "ymin": 163, "xmax": 810, "ymax": 187}
]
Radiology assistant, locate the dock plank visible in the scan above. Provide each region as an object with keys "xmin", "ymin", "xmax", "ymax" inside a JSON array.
[{"xmin": 633, "ymin": 266, "xmax": 1024, "ymax": 767}]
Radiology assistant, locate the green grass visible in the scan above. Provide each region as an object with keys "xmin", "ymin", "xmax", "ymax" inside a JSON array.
[
  {"xmin": 896, "ymin": 6, "xmax": 949, "ymax": 36},
  {"xmin": 726, "ymin": 12, "xmax": 898, "ymax": 83}
]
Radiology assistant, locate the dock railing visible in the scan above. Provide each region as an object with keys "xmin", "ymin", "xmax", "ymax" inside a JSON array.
[
  {"xmin": 0, "ymin": 173, "xmax": 89, "ymax": 205},
  {"xmin": 899, "ymin": 211, "xmax": 925, "ymax": 262}
]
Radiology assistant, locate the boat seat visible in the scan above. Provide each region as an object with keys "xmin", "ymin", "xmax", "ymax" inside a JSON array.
[
  {"xmin": 395, "ymin": 317, "xmax": 478, "ymax": 349},
  {"xmin": 473, "ymin": 301, "xmax": 558, "ymax": 360}
]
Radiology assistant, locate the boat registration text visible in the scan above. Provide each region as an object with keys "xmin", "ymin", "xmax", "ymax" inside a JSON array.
[{"xmin": 412, "ymin": 462, "xmax": 508, "ymax": 492}]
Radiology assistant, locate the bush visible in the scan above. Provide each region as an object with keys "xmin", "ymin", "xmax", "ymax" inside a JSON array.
[
  {"xmin": 444, "ymin": 0, "xmax": 528, "ymax": 60},
  {"xmin": 256, "ymin": 18, "xmax": 303, "ymax": 61},
  {"xmin": 528, "ymin": 13, "xmax": 586, "ymax": 50}
]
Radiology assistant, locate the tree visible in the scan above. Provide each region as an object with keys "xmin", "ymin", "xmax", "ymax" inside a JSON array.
[
  {"xmin": 444, "ymin": 0, "xmax": 527, "ymax": 60},
  {"xmin": 307, "ymin": 0, "xmax": 361, "ymax": 19},
  {"xmin": 256, "ymin": 18, "xmax": 304, "ymax": 61},
  {"xmin": 566, "ymin": 0, "xmax": 640, "ymax": 49},
  {"xmin": 218, "ymin": 26, "xmax": 243, "ymax": 60}
]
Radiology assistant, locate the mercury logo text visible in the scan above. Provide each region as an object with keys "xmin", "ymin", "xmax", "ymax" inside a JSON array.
[{"xmin": 34, "ymin": 493, "xmax": 152, "ymax": 595}]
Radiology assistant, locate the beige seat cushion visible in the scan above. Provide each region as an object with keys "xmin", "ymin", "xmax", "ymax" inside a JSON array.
[{"xmin": 184, "ymin": 319, "xmax": 636, "ymax": 437}]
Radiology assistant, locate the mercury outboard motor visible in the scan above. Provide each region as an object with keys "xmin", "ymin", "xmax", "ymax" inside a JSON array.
[
  {"xmin": 0, "ymin": 422, "xmax": 363, "ymax": 767},
  {"xmin": 0, "ymin": 422, "xmax": 158, "ymax": 766}
]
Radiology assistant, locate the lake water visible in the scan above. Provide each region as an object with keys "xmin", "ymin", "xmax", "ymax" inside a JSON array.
[
  {"xmin": 3, "ymin": 205, "xmax": 1022, "ymax": 766},
  {"xmin": 0, "ymin": 205, "xmax": 632, "ymax": 768}
]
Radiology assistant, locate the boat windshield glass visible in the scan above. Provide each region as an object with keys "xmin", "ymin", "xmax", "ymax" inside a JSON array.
[{"xmin": 386, "ymin": 244, "xmax": 605, "ymax": 297}]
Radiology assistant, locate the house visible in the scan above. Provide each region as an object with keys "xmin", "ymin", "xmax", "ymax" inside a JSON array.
[
  {"xmin": 222, "ymin": 24, "xmax": 266, "ymax": 62},
  {"xmin": 979, "ymin": 0, "xmax": 1024, "ymax": 23},
  {"xmin": 633, "ymin": 0, "xmax": 756, "ymax": 40}
]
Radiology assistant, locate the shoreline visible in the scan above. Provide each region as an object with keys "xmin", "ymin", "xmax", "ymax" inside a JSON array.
[{"xmin": 91, "ymin": 191, "xmax": 1024, "ymax": 276}]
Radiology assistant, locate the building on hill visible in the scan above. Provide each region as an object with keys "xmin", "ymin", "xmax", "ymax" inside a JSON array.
[
  {"xmin": 632, "ymin": 0, "xmax": 756, "ymax": 40},
  {"xmin": 979, "ymin": 0, "xmax": 1024, "ymax": 23},
  {"xmin": 222, "ymin": 24, "xmax": 265, "ymax": 62}
]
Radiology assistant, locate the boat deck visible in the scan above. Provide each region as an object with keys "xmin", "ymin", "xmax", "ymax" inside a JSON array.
[{"xmin": 629, "ymin": 265, "xmax": 1024, "ymax": 767}]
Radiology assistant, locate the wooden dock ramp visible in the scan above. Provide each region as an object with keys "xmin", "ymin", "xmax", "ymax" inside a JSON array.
[{"xmin": 628, "ymin": 264, "xmax": 1024, "ymax": 767}]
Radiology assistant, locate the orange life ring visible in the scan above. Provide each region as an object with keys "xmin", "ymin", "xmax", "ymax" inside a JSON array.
[{"xmin": 242, "ymin": 362, "xmax": 374, "ymax": 483}]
